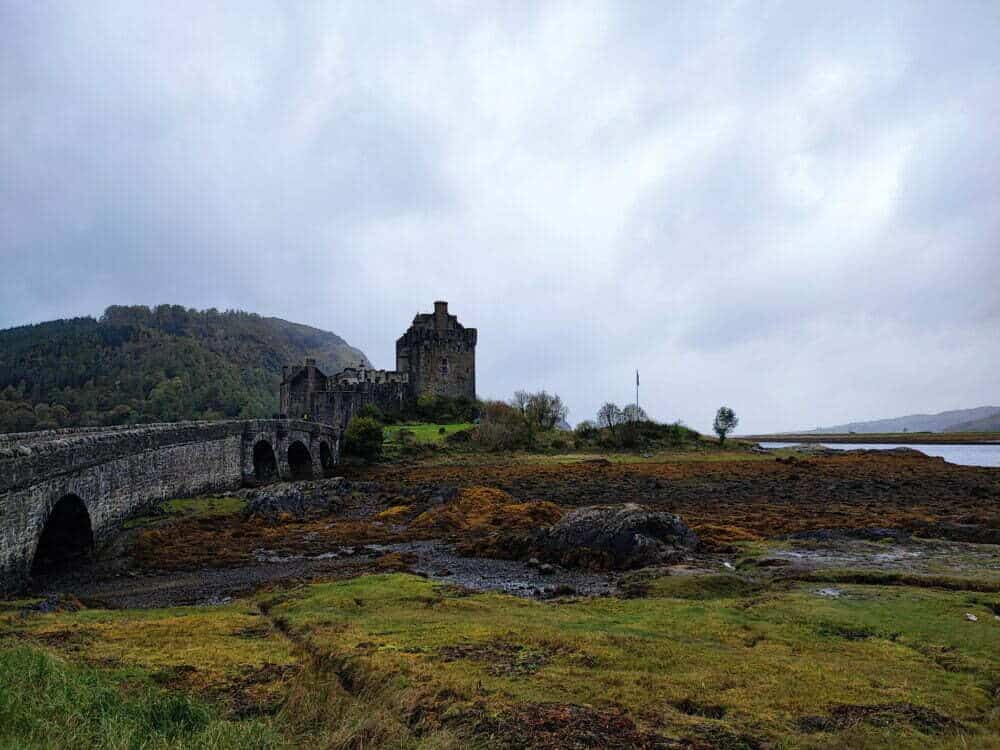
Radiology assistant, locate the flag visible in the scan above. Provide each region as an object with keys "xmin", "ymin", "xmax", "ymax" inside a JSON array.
[{"xmin": 636, "ymin": 370, "xmax": 639, "ymax": 386}]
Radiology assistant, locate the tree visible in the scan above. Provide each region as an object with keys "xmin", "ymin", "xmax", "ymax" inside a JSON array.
[
  {"xmin": 574, "ymin": 420, "xmax": 599, "ymax": 440},
  {"xmin": 525, "ymin": 391, "xmax": 568, "ymax": 430},
  {"xmin": 342, "ymin": 416, "xmax": 384, "ymax": 462},
  {"xmin": 597, "ymin": 403, "xmax": 625, "ymax": 434},
  {"xmin": 713, "ymin": 406, "xmax": 739, "ymax": 446},
  {"xmin": 622, "ymin": 404, "xmax": 648, "ymax": 423},
  {"xmin": 475, "ymin": 400, "xmax": 525, "ymax": 451}
]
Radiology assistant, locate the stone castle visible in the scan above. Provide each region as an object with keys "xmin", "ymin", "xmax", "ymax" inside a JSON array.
[{"xmin": 280, "ymin": 301, "xmax": 477, "ymax": 428}]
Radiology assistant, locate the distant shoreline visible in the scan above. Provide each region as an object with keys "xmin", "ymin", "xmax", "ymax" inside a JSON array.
[{"xmin": 743, "ymin": 432, "xmax": 1000, "ymax": 445}]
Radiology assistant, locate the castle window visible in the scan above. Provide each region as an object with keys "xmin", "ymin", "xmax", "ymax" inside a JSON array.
[{"xmin": 440, "ymin": 356, "xmax": 450, "ymax": 375}]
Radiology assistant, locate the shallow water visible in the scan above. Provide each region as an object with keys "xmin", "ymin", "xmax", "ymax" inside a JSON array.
[
  {"xmin": 759, "ymin": 442, "xmax": 1000, "ymax": 468},
  {"xmin": 373, "ymin": 541, "xmax": 619, "ymax": 597}
]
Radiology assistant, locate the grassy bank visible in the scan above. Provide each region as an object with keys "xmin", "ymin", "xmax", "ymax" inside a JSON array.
[
  {"xmin": 4, "ymin": 571, "xmax": 998, "ymax": 748},
  {"xmin": 0, "ymin": 646, "xmax": 282, "ymax": 749}
]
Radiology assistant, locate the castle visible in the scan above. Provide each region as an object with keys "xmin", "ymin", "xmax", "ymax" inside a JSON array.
[{"xmin": 280, "ymin": 301, "xmax": 477, "ymax": 429}]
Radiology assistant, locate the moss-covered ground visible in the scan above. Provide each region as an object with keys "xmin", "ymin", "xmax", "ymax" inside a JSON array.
[{"xmin": 3, "ymin": 570, "xmax": 998, "ymax": 748}]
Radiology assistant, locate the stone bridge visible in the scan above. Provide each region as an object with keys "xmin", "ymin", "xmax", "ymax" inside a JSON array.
[{"xmin": 0, "ymin": 419, "xmax": 339, "ymax": 594}]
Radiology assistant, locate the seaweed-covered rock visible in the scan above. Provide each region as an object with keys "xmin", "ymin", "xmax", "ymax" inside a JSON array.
[
  {"xmin": 242, "ymin": 477, "xmax": 347, "ymax": 519},
  {"xmin": 536, "ymin": 503, "xmax": 698, "ymax": 570}
]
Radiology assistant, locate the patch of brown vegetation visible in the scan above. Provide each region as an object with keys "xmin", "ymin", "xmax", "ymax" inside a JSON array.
[
  {"xmin": 152, "ymin": 661, "xmax": 300, "ymax": 718},
  {"xmin": 409, "ymin": 487, "xmax": 563, "ymax": 534},
  {"xmin": 130, "ymin": 515, "xmax": 401, "ymax": 571},
  {"xmin": 439, "ymin": 639, "xmax": 556, "ymax": 677},
  {"xmin": 480, "ymin": 702, "xmax": 676, "ymax": 749},
  {"xmin": 798, "ymin": 702, "xmax": 961, "ymax": 734},
  {"xmin": 350, "ymin": 452, "xmax": 1000, "ymax": 542}
]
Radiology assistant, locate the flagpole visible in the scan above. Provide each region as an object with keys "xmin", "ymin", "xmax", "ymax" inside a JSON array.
[{"xmin": 635, "ymin": 369, "xmax": 639, "ymax": 422}]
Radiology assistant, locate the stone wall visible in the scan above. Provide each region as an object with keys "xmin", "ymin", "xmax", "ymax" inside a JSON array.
[{"xmin": 0, "ymin": 418, "xmax": 337, "ymax": 593}]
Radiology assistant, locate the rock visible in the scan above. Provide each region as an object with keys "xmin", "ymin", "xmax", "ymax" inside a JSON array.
[
  {"xmin": 535, "ymin": 503, "xmax": 699, "ymax": 571},
  {"xmin": 816, "ymin": 588, "xmax": 842, "ymax": 598},
  {"xmin": 538, "ymin": 563, "xmax": 556, "ymax": 575},
  {"xmin": 965, "ymin": 613, "xmax": 978, "ymax": 622},
  {"xmin": 527, "ymin": 557, "xmax": 540, "ymax": 568},
  {"xmin": 242, "ymin": 478, "xmax": 343, "ymax": 519}
]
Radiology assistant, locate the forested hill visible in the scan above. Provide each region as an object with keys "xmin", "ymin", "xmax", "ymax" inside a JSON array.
[{"xmin": 0, "ymin": 305, "xmax": 370, "ymax": 433}]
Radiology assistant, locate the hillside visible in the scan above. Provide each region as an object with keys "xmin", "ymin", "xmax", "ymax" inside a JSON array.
[
  {"xmin": 948, "ymin": 412, "xmax": 1000, "ymax": 432},
  {"xmin": 0, "ymin": 305, "xmax": 369, "ymax": 433},
  {"xmin": 808, "ymin": 405, "xmax": 1000, "ymax": 434}
]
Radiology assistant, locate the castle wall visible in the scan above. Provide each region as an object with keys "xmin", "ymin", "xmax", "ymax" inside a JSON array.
[{"xmin": 395, "ymin": 301, "xmax": 477, "ymax": 400}]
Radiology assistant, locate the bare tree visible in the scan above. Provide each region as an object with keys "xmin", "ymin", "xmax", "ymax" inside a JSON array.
[
  {"xmin": 622, "ymin": 404, "xmax": 648, "ymax": 423},
  {"xmin": 527, "ymin": 391, "xmax": 568, "ymax": 430},
  {"xmin": 511, "ymin": 390, "xmax": 531, "ymax": 416},
  {"xmin": 597, "ymin": 402, "xmax": 625, "ymax": 434},
  {"xmin": 713, "ymin": 406, "xmax": 739, "ymax": 446}
]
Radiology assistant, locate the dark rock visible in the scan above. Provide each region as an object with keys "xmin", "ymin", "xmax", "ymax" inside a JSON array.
[
  {"xmin": 242, "ymin": 478, "xmax": 344, "ymax": 519},
  {"xmin": 535, "ymin": 503, "xmax": 699, "ymax": 571},
  {"xmin": 783, "ymin": 527, "xmax": 911, "ymax": 543}
]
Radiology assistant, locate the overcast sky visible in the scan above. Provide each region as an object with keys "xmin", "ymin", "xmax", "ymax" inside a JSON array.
[{"xmin": 2, "ymin": 2, "xmax": 998, "ymax": 433}]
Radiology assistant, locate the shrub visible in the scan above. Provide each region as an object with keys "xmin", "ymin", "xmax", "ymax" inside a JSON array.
[
  {"xmin": 356, "ymin": 403, "xmax": 384, "ymax": 423},
  {"xmin": 342, "ymin": 417, "xmax": 384, "ymax": 462},
  {"xmin": 574, "ymin": 420, "xmax": 599, "ymax": 440},
  {"xmin": 475, "ymin": 400, "xmax": 526, "ymax": 451}
]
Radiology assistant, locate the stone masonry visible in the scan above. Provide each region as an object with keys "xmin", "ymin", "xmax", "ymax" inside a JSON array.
[
  {"xmin": 0, "ymin": 418, "xmax": 337, "ymax": 593},
  {"xmin": 281, "ymin": 301, "xmax": 477, "ymax": 426}
]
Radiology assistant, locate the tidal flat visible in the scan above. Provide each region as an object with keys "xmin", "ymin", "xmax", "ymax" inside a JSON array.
[{"xmin": 3, "ymin": 447, "xmax": 998, "ymax": 748}]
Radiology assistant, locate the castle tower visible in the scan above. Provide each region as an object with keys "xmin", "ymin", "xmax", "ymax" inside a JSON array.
[{"xmin": 396, "ymin": 301, "xmax": 476, "ymax": 400}]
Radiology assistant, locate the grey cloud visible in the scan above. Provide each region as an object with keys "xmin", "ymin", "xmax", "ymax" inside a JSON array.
[{"xmin": 2, "ymin": 1, "xmax": 998, "ymax": 433}]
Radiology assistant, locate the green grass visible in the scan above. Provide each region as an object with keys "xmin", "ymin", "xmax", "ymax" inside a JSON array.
[
  {"xmin": 4, "ymin": 573, "xmax": 998, "ymax": 747},
  {"xmin": 0, "ymin": 646, "xmax": 282, "ymax": 749},
  {"xmin": 267, "ymin": 573, "xmax": 1000, "ymax": 748},
  {"xmin": 383, "ymin": 423, "xmax": 473, "ymax": 446}
]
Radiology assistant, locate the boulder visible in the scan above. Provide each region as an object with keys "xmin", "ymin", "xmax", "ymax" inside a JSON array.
[
  {"xmin": 242, "ymin": 477, "xmax": 346, "ymax": 519},
  {"xmin": 536, "ymin": 503, "xmax": 698, "ymax": 570}
]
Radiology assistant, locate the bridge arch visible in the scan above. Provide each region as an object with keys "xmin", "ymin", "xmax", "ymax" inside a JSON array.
[
  {"xmin": 287, "ymin": 440, "xmax": 313, "ymax": 479},
  {"xmin": 32, "ymin": 494, "xmax": 94, "ymax": 577},
  {"xmin": 252, "ymin": 439, "xmax": 279, "ymax": 483},
  {"xmin": 319, "ymin": 440, "xmax": 334, "ymax": 476}
]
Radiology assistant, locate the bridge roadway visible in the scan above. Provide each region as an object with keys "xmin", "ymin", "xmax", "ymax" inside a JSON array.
[{"xmin": 0, "ymin": 419, "xmax": 338, "ymax": 594}]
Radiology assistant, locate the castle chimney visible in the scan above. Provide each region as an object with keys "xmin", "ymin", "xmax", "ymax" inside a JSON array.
[
  {"xmin": 434, "ymin": 301, "xmax": 448, "ymax": 329},
  {"xmin": 305, "ymin": 357, "xmax": 316, "ymax": 367}
]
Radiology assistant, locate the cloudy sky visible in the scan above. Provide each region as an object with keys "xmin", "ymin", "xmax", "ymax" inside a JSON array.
[{"xmin": 2, "ymin": 1, "xmax": 998, "ymax": 433}]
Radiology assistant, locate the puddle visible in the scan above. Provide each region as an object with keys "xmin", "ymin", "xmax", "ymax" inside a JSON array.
[
  {"xmin": 370, "ymin": 541, "xmax": 619, "ymax": 597},
  {"xmin": 764, "ymin": 538, "xmax": 1000, "ymax": 577}
]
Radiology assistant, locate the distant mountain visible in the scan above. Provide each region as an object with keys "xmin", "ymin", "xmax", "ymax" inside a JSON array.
[
  {"xmin": 808, "ymin": 406, "xmax": 1000, "ymax": 434},
  {"xmin": 947, "ymin": 412, "xmax": 1000, "ymax": 433},
  {"xmin": 0, "ymin": 305, "xmax": 369, "ymax": 432}
]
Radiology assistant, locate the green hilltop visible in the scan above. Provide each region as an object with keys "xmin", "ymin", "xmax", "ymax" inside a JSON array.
[{"xmin": 0, "ymin": 305, "xmax": 369, "ymax": 433}]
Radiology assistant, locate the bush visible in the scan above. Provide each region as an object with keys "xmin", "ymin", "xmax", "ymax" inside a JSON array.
[
  {"xmin": 574, "ymin": 420, "xmax": 599, "ymax": 440},
  {"xmin": 342, "ymin": 416, "xmax": 384, "ymax": 462},
  {"xmin": 355, "ymin": 403, "xmax": 384, "ymax": 423},
  {"xmin": 475, "ymin": 400, "xmax": 527, "ymax": 451},
  {"xmin": 409, "ymin": 394, "xmax": 479, "ymax": 423}
]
